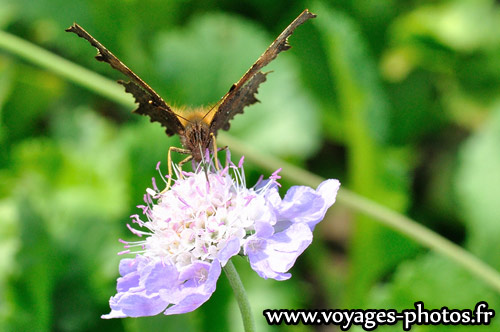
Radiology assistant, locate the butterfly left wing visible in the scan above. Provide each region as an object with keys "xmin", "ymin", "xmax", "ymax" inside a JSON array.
[
  {"xmin": 66, "ymin": 23, "xmax": 185, "ymax": 136},
  {"xmin": 208, "ymin": 9, "xmax": 316, "ymax": 134}
]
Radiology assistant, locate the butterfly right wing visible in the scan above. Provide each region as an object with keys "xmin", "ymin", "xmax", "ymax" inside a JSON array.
[
  {"xmin": 66, "ymin": 23, "xmax": 184, "ymax": 136},
  {"xmin": 208, "ymin": 9, "xmax": 316, "ymax": 134}
]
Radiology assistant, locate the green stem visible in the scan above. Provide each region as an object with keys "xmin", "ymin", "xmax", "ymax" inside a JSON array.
[
  {"xmin": 0, "ymin": 29, "xmax": 133, "ymax": 107},
  {"xmin": 2, "ymin": 28, "xmax": 500, "ymax": 294},
  {"xmin": 223, "ymin": 259, "xmax": 255, "ymax": 332}
]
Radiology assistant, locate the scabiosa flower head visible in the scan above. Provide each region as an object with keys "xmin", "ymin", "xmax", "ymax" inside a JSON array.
[{"xmin": 103, "ymin": 152, "xmax": 340, "ymax": 318}]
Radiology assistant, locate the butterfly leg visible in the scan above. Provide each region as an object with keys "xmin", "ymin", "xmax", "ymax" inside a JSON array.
[
  {"xmin": 164, "ymin": 146, "xmax": 191, "ymax": 192},
  {"xmin": 178, "ymin": 155, "xmax": 193, "ymax": 172},
  {"xmin": 210, "ymin": 133, "xmax": 220, "ymax": 170},
  {"xmin": 210, "ymin": 133, "xmax": 228, "ymax": 171}
]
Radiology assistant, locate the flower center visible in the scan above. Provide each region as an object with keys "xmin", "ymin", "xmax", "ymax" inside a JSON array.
[
  {"xmin": 143, "ymin": 171, "xmax": 253, "ymax": 267},
  {"xmin": 120, "ymin": 157, "xmax": 281, "ymax": 269}
]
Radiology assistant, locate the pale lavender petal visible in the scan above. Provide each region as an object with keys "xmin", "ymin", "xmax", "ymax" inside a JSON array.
[
  {"xmin": 217, "ymin": 237, "xmax": 241, "ymax": 266},
  {"xmin": 178, "ymin": 261, "xmax": 212, "ymax": 288},
  {"xmin": 118, "ymin": 258, "xmax": 138, "ymax": 276},
  {"xmin": 278, "ymin": 179, "xmax": 340, "ymax": 230},
  {"xmin": 115, "ymin": 258, "xmax": 144, "ymax": 294},
  {"xmin": 116, "ymin": 271, "xmax": 140, "ymax": 293},
  {"xmin": 101, "ymin": 308, "xmax": 127, "ymax": 319},
  {"xmin": 254, "ymin": 179, "xmax": 277, "ymax": 191},
  {"xmin": 143, "ymin": 260, "xmax": 179, "ymax": 294},
  {"xmin": 317, "ymin": 179, "xmax": 341, "ymax": 210},
  {"xmin": 262, "ymin": 184, "xmax": 281, "ymax": 207},
  {"xmin": 163, "ymin": 293, "xmax": 212, "ymax": 315},
  {"xmin": 102, "ymin": 290, "xmax": 169, "ymax": 319},
  {"xmin": 104, "ymin": 257, "xmax": 178, "ymax": 318},
  {"xmin": 265, "ymin": 223, "xmax": 312, "ymax": 272},
  {"xmin": 160, "ymin": 261, "xmax": 215, "ymax": 304},
  {"xmin": 245, "ymin": 238, "xmax": 290, "ymax": 281},
  {"xmin": 163, "ymin": 260, "xmax": 221, "ymax": 315},
  {"xmin": 254, "ymin": 220, "xmax": 274, "ymax": 238},
  {"xmin": 245, "ymin": 223, "xmax": 312, "ymax": 280}
]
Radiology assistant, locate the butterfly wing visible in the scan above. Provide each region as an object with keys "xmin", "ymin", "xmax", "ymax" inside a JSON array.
[
  {"xmin": 66, "ymin": 23, "xmax": 184, "ymax": 136},
  {"xmin": 209, "ymin": 9, "xmax": 316, "ymax": 134}
]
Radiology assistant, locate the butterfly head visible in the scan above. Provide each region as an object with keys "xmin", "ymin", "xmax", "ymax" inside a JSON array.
[{"xmin": 182, "ymin": 120, "xmax": 213, "ymax": 162}]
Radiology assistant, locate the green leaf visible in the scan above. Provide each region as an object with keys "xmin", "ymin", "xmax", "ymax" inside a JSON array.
[
  {"xmin": 0, "ymin": 198, "xmax": 19, "ymax": 332},
  {"xmin": 0, "ymin": 0, "xmax": 17, "ymax": 29},
  {"xmin": 0, "ymin": 56, "xmax": 13, "ymax": 150},
  {"xmin": 455, "ymin": 104, "xmax": 500, "ymax": 268},
  {"xmin": 4, "ymin": 198, "xmax": 54, "ymax": 332},
  {"xmin": 314, "ymin": 2, "xmax": 390, "ymax": 144},
  {"xmin": 392, "ymin": 2, "xmax": 500, "ymax": 52},
  {"xmin": 2, "ymin": 64, "xmax": 64, "ymax": 143}
]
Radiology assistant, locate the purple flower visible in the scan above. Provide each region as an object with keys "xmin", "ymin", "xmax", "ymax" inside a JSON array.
[{"xmin": 103, "ymin": 154, "xmax": 340, "ymax": 318}]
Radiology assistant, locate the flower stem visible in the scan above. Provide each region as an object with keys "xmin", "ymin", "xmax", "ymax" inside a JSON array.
[
  {"xmin": 2, "ymin": 28, "xmax": 500, "ymax": 294},
  {"xmin": 223, "ymin": 259, "xmax": 255, "ymax": 332},
  {"xmin": 0, "ymin": 29, "xmax": 133, "ymax": 108}
]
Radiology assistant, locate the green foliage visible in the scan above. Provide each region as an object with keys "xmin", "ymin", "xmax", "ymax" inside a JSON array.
[
  {"xmin": 0, "ymin": 0, "xmax": 499, "ymax": 331},
  {"xmin": 456, "ymin": 104, "xmax": 500, "ymax": 268}
]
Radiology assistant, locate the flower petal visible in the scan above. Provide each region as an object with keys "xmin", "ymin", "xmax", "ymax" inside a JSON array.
[
  {"xmin": 317, "ymin": 179, "xmax": 341, "ymax": 209},
  {"xmin": 245, "ymin": 223, "xmax": 312, "ymax": 280},
  {"xmin": 217, "ymin": 237, "xmax": 241, "ymax": 266},
  {"xmin": 103, "ymin": 257, "xmax": 179, "ymax": 318},
  {"xmin": 102, "ymin": 290, "xmax": 169, "ymax": 318},
  {"xmin": 118, "ymin": 258, "xmax": 138, "ymax": 276},
  {"xmin": 254, "ymin": 220, "xmax": 274, "ymax": 238},
  {"xmin": 278, "ymin": 179, "xmax": 340, "ymax": 230},
  {"xmin": 142, "ymin": 260, "xmax": 179, "ymax": 294},
  {"xmin": 116, "ymin": 271, "xmax": 140, "ymax": 294},
  {"xmin": 162, "ymin": 259, "xmax": 222, "ymax": 315}
]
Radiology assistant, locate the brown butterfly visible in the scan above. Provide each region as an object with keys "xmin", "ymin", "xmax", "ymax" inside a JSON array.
[{"xmin": 66, "ymin": 10, "xmax": 316, "ymax": 163}]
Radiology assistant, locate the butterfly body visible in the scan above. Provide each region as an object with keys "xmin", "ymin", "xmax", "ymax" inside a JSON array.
[
  {"xmin": 180, "ymin": 112, "xmax": 213, "ymax": 162},
  {"xmin": 66, "ymin": 10, "xmax": 316, "ymax": 162}
]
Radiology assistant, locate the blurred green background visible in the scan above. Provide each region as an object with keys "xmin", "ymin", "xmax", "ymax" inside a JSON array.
[{"xmin": 1, "ymin": 0, "xmax": 500, "ymax": 331}]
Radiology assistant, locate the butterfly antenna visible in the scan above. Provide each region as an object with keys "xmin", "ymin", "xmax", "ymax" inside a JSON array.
[
  {"xmin": 156, "ymin": 104, "xmax": 193, "ymax": 124},
  {"xmin": 201, "ymin": 104, "xmax": 217, "ymax": 121},
  {"xmin": 201, "ymin": 94, "xmax": 226, "ymax": 121}
]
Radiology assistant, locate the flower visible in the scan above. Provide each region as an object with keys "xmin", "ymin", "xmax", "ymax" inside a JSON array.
[{"xmin": 102, "ymin": 152, "xmax": 340, "ymax": 318}]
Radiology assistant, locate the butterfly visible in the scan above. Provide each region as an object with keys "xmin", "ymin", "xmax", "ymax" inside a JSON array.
[{"xmin": 66, "ymin": 9, "xmax": 316, "ymax": 163}]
